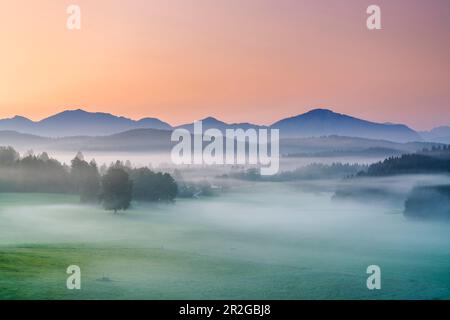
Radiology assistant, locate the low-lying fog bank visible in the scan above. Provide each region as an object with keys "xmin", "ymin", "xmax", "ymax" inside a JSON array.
[{"xmin": 2, "ymin": 143, "xmax": 450, "ymax": 299}]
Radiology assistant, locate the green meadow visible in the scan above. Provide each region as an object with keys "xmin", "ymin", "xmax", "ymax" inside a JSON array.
[{"xmin": 1, "ymin": 184, "xmax": 450, "ymax": 300}]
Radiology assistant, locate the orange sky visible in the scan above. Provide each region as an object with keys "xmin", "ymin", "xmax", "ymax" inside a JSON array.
[{"xmin": 1, "ymin": 0, "xmax": 450, "ymax": 129}]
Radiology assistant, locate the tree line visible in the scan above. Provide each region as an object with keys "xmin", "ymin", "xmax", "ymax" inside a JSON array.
[
  {"xmin": 404, "ymin": 185, "xmax": 450, "ymax": 221},
  {"xmin": 223, "ymin": 163, "xmax": 368, "ymax": 181},
  {"xmin": 358, "ymin": 145, "xmax": 450, "ymax": 177},
  {"xmin": 0, "ymin": 147, "xmax": 177, "ymax": 212}
]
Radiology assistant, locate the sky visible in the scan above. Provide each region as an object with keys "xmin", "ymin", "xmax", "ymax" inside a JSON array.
[{"xmin": 0, "ymin": 0, "xmax": 450, "ymax": 130}]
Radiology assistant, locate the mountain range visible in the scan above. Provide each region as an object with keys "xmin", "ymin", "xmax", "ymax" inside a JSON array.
[
  {"xmin": 420, "ymin": 126, "xmax": 450, "ymax": 144},
  {"xmin": 0, "ymin": 109, "xmax": 172, "ymax": 137},
  {"xmin": 0, "ymin": 108, "xmax": 447, "ymax": 143},
  {"xmin": 0, "ymin": 129, "xmax": 440, "ymax": 158}
]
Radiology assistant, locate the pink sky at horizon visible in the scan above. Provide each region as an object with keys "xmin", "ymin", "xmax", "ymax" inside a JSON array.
[{"xmin": 1, "ymin": 0, "xmax": 450, "ymax": 130}]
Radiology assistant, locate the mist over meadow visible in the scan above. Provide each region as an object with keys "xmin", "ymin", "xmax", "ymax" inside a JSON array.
[
  {"xmin": 2, "ymin": 0, "xmax": 450, "ymax": 301},
  {"xmin": 1, "ymin": 146, "xmax": 450, "ymax": 299},
  {"xmin": 1, "ymin": 113, "xmax": 450, "ymax": 299}
]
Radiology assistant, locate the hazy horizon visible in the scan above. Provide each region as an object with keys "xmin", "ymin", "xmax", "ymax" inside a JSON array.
[
  {"xmin": 0, "ymin": 106, "xmax": 448, "ymax": 132},
  {"xmin": 1, "ymin": 0, "xmax": 450, "ymax": 130}
]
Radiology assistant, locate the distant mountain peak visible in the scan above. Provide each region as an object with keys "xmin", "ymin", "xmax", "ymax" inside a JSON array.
[
  {"xmin": 0, "ymin": 108, "xmax": 172, "ymax": 137},
  {"xmin": 52, "ymin": 109, "xmax": 117, "ymax": 117},
  {"xmin": 281, "ymin": 108, "xmax": 342, "ymax": 122},
  {"xmin": 271, "ymin": 108, "xmax": 421, "ymax": 143},
  {"xmin": 201, "ymin": 116, "xmax": 223, "ymax": 123},
  {"xmin": 0, "ymin": 115, "xmax": 34, "ymax": 124},
  {"xmin": 305, "ymin": 108, "xmax": 335, "ymax": 114},
  {"xmin": 42, "ymin": 108, "xmax": 91, "ymax": 120},
  {"xmin": 57, "ymin": 108, "xmax": 88, "ymax": 115},
  {"xmin": 11, "ymin": 115, "xmax": 32, "ymax": 121}
]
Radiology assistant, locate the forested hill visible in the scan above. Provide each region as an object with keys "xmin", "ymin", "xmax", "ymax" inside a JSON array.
[{"xmin": 360, "ymin": 145, "xmax": 450, "ymax": 176}]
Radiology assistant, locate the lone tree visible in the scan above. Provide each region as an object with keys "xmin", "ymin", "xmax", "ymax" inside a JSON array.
[{"xmin": 100, "ymin": 165, "xmax": 133, "ymax": 213}]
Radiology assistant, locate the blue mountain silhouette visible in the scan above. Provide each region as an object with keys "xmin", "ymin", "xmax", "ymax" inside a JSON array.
[
  {"xmin": 0, "ymin": 107, "xmax": 430, "ymax": 142},
  {"xmin": 0, "ymin": 109, "xmax": 172, "ymax": 137}
]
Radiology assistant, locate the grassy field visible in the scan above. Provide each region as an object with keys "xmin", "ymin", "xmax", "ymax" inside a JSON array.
[
  {"xmin": 2, "ymin": 243, "xmax": 450, "ymax": 300},
  {"xmin": 1, "ymin": 186, "xmax": 450, "ymax": 300},
  {"xmin": 1, "ymin": 245, "xmax": 304, "ymax": 300}
]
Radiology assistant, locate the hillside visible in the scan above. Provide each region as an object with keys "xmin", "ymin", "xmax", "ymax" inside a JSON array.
[
  {"xmin": 0, "ymin": 129, "xmax": 441, "ymax": 157},
  {"xmin": 360, "ymin": 146, "xmax": 450, "ymax": 176}
]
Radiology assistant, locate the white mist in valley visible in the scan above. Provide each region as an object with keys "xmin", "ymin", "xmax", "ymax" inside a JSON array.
[{"xmin": 1, "ymin": 171, "xmax": 450, "ymax": 299}]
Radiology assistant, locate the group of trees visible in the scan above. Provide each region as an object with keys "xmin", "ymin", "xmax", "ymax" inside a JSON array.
[
  {"xmin": 172, "ymin": 169, "xmax": 216, "ymax": 198},
  {"xmin": 359, "ymin": 152, "xmax": 450, "ymax": 177},
  {"xmin": 0, "ymin": 147, "xmax": 178, "ymax": 213},
  {"xmin": 70, "ymin": 155, "xmax": 179, "ymax": 212},
  {"xmin": 130, "ymin": 168, "xmax": 177, "ymax": 202},
  {"xmin": 404, "ymin": 185, "xmax": 450, "ymax": 221},
  {"xmin": 0, "ymin": 147, "xmax": 71, "ymax": 193},
  {"xmin": 71, "ymin": 153, "xmax": 101, "ymax": 203},
  {"xmin": 101, "ymin": 164, "xmax": 134, "ymax": 212},
  {"xmin": 223, "ymin": 163, "xmax": 368, "ymax": 181}
]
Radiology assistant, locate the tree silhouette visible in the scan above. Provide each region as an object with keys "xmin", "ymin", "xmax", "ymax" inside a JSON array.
[
  {"xmin": 0, "ymin": 147, "xmax": 179, "ymax": 209},
  {"xmin": 100, "ymin": 165, "xmax": 133, "ymax": 213},
  {"xmin": 363, "ymin": 153, "xmax": 450, "ymax": 176},
  {"xmin": 71, "ymin": 154, "xmax": 100, "ymax": 203},
  {"xmin": 131, "ymin": 168, "xmax": 177, "ymax": 202},
  {"xmin": 0, "ymin": 146, "xmax": 19, "ymax": 166}
]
